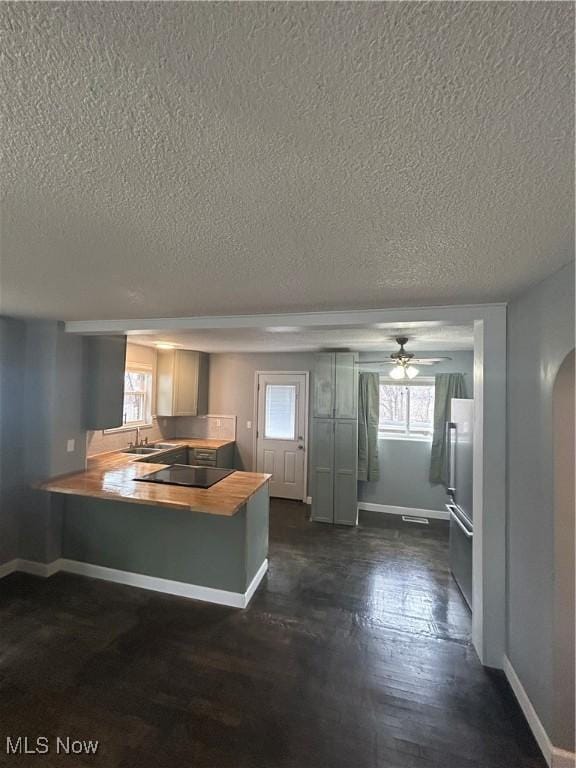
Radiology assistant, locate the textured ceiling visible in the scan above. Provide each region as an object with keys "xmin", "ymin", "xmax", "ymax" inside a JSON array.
[
  {"xmin": 128, "ymin": 323, "xmax": 474, "ymax": 353},
  {"xmin": 1, "ymin": 2, "xmax": 573, "ymax": 321}
]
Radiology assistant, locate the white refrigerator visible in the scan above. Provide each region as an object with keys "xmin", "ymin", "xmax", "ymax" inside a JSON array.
[{"xmin": 446, "ymin": 398, "xmax": 474, "ymax": 609}]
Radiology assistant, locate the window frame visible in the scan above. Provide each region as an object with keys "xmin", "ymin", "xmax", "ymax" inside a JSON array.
[
  {"xmin": 104, "ymin": 363, "xmax": 154, "ymax": 433},
  {"xmin": 378, "ymin": 376, "xmax": 435, "ymax": 442}
]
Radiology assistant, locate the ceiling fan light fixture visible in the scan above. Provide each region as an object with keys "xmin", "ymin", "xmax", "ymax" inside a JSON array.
[
  {"xmin": 389, "ymin": 365, "xmax": 406, "ymax": 380},
  {"xmin": 406, "ymin": 366, "xmax": 419, "ymax": 379}
]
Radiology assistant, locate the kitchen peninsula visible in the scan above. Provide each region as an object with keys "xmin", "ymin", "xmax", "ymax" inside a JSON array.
[{"xmin": 40, "ymin": 441, "xmax": 270, "ymax": 608}]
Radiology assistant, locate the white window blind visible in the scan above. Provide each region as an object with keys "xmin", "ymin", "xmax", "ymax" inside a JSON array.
[{"xmin": 264, "ymin": 384, "xmax": 296, "ymax": 440}]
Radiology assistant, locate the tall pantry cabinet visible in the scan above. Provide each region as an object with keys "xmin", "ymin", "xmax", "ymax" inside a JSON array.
[{"xmin": 311, "ymin": 352, "xmax": 359, "ymax": 526}]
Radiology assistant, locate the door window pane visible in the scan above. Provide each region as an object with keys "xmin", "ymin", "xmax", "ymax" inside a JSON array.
[{"xmin": 265, "ymin": 385, "xmax": 296, "ymax": 439}]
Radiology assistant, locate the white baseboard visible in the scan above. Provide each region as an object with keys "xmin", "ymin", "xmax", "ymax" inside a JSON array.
[
  {"xmin": 357, "ymin": 501, "xmax": 449, "ymax": 521},
  {"xmin": 18, "ymin": 559, "xmax": 63, "ymax": 578},
  {"xmin": 0, "ymin": 558, "xmax": 61, "ymax": 579},
  {"xmin": 554, "ymin": 751, "xmax": 576, "ymax": 768},
  {"xmin": 503, "ymin": 656, "xmax": 576, "ymax": 768},
  {"xmin": 0, "ymin": 557, "xmax": 268, "ymax": 609},
  {"xmin": 244, "ymin": 559, "xmax": 269, "ymax": 606},
  {"xmin": 0, "ymin": 559, "xmax": 18, "ymax": 579}
]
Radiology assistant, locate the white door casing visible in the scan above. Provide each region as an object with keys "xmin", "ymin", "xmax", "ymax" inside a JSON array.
[{"xmin": 256, "ymin": 373, "xmax": 308, "ymax": 500}]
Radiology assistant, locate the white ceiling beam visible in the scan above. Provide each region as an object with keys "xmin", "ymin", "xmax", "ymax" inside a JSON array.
[{"xmin": 64, "ymin": 303, "xmax": 506, "ymax": 334}]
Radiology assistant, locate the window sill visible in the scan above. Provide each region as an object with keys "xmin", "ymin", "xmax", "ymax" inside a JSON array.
[
  {"xmin": 103, "ymin": 421, "xmax": 155, "ymax": 435},
  {"xmin": 378, "ymin": 434, "xmax": 432, "ymax": 443}
]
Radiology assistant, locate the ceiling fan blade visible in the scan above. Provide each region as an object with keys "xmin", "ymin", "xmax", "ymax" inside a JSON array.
[
  {"xmin": 360, "ymin": 356, "xmax": 452, "ymax": 365},
  {"xmin": 410, "ymin": 357, "xmax": 452, "ymax": 364}
]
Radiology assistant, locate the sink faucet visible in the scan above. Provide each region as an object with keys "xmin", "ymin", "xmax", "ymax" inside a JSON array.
[{"xmin": 128, "ymin": 426, "xmax": 149, "ymax": 450}]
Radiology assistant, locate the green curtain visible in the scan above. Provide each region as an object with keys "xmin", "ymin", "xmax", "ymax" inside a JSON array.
[
  {"xmin": 358, "ymin": 372, "xmax": 380, "ymax": 482},
  {"xmin": 429, "ymin": 373, "xmax": 467, "ymax": 486}
]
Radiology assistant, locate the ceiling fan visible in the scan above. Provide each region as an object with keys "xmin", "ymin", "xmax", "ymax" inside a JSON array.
[{"xmin": 363, "ymin": 337, "xmax": 451, "ymax": 380}]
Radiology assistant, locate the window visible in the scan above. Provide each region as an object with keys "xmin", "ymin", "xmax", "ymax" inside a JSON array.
[
  {"xmin": 122, "ymin": 366, "xmax": 153, "ymax": 427},
  {"xmin": 378, "ymin": 378, "xmax": 435, "ymax": 439},
  {"xmin": 264, "ymin": 384, "xmax": 296, "ymax": 440}
]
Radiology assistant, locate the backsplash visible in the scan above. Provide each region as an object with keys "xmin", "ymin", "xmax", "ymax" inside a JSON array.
[
  {"xmin": 86, "ymin": 418, "xmax": 173, "ymax": 457},
  {"xmin": 86, "ymin": 414, "xmax": 236, "ymax": 457},
  {"xmin": 170, "ymin": 414, "xmax": 237, "ymax": 441}
]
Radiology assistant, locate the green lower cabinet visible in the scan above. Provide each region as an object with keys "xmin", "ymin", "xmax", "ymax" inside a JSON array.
[
  {"xmin": 145, "ymin": 444, "xmax": 235, "ymax": 468},
  {"xmin": 188, "ymin": 444, "xmax": 235, "ymax": 468},
  {"xmin": 310, "ymin": 419, "xmax": 334, "ymax": 523},
  {"xmin": 310, "ymin": 418, "xmax": 358, "ymax": 526},
  {"xmin": 146, "ymin": 448, "xmax": 187, "ymax": 465},
  {"xmin": 334, "ymin": 420, "xmax": 359, "ymax": 526},
  {"xmin": 168, "ymin": 449, "xmax": 188, "ymax": 464}
]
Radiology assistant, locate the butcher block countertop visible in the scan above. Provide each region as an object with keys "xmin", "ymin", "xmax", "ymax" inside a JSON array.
[
  {"xmin": 86, "ymin": 438, "xmax": 235, "ymax": 470},
  {"xmin": 40, "ymin": 439, "xmax": 270, "ymax": 517}
]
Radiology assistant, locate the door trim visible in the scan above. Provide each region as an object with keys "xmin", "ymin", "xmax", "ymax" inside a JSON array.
[{"xmin": 253, "ymin": 371, "xmax": 310, "ymax": 503}]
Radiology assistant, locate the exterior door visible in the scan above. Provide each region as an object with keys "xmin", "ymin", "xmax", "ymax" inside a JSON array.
[{"xmin": 256, "ymin": 373, "xmax": 307, "ymax": 500}]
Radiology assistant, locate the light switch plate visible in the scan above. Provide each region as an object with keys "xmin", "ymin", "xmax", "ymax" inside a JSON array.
[
  {"xmin": 246, "ymin": 421, "xmax": 252, "ymax": 429},
  {"xmin": 66, "ymin": 439, "xmax": 75, "ymax": 453}
]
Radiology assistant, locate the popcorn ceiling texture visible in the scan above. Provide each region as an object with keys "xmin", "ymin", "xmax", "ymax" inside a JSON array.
[{"xmin": 0, "ymin": 2, "xmax": 573, "ymax": 320}]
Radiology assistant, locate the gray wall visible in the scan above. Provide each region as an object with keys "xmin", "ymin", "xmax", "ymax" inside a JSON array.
[
  {"xmin": 208, "ymin": 352, "xmax": 316, "ymax": 472},
  {"xmin": 0, "ymin": 317, "xmax": 26, "ymax": 565},
  {"xmin": 0, "ymin": 319, "xmax": 87, "ymax": 564},
  {"xmin": 19, "ymin": 321, "xmax": 87, "ymax": 562},
  {"xmin": 507, "ymin": 260, "xmax": 575, "ymax": 751},
  {"xmin": 358, "ymin": 351, "xmax": 474, "ymax": 511}
]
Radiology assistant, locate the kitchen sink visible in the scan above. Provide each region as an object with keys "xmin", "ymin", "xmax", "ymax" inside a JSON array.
[
  {"xmin": 154, "ymin": 443, "xmax": 180, "ymax": 449},
  {"xmin": 122, "ymin": 447, "xmax": 164, "ymax": 455}
]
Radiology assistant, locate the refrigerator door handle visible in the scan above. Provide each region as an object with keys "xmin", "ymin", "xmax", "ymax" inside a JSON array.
[
  {"xmin": 447, "ymin": 504, "xmax": 473, "ymax": 538},
  {"xmin": 446, "ymin": 422, "xmax": 457, "ymax": 495}
]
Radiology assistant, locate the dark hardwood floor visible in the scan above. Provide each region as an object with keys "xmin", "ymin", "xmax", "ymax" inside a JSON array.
[{"xmin": 0, "ymin": 501, "xmax": 545, "ymax": 767}]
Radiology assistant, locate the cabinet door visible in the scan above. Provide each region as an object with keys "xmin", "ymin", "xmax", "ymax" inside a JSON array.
[
  {"xmin": 216, "ymin": 444, "xmax": 235, "ymax": 468},
  {"xmin": 149, "ymin": 448, "xmax": 187, "ymax": 465},
  {"xmin": 84, "ymin": 336, "xmax": 127, "ymax": 430},
  {"xmin": 310, "ymin": 418, "xmax": 334, "ymax": 523},
  {"xmin": 173, "ymin": 350, "xmax": 200, "ymax": 415},
  {"xmin": 169, "ymin": 449, "xmax": 188, "ymax": 464},
  {"xmin": 334, "ymin": 419, "xmax": 358, "ymax": 526},
  {"xmin": 334, "ymin": 353, "xmax": 358, "ymax": 420},
  {"xmin": 193, "ymin": 448, "xmax": 216, "ymax": 462},
  {"xmin": 313, "ymin": 353, "xmax": 335, "ymax": 418},
  {"xmin": 156, "ymin": 350, "xmax": 176, "ymax": 417}
]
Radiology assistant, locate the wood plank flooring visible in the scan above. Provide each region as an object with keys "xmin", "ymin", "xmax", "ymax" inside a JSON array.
[{"xmin": 0, "ymin": 501, "xmax": 545, "ymax": 767}]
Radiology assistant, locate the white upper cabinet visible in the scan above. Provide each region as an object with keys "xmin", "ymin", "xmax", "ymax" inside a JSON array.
[{"xmin": 156, "ymin": 350, "xmax": 209, "ymax": 417}]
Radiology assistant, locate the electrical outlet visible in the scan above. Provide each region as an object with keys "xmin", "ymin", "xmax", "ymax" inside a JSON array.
[
  {"xmin": 246, "ymin": 421, "xmax": 252, "ymax": 429},
  {"xmin": 216, "ymin": 418, "xmax": 221, "ymax": 428},
  {"xmin": 66, "ymin": 439, "xmax": 75, "ymax": 453}
]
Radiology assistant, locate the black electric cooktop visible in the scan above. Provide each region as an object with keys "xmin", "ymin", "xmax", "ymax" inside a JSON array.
[{"xmin": 135, "ymin": 465, "xmax": 235, "ymax": 489}]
